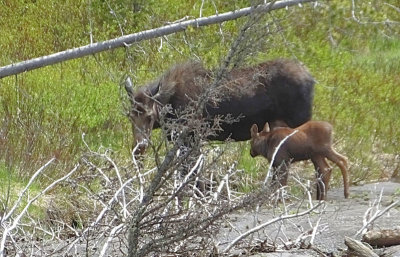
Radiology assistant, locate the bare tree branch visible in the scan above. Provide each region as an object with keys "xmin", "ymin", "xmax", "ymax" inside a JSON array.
[
  {"xmin": 0, "ymin": 0, "xmax": 316, "ymax": 79},
  {"xmin": 355, "ymin": 197, "xmax": 400, "ymax": 237},
  {"xmin": 264, "ymin": 130, "xmax": 298, "ymax": 185},
  {"xmin": 223, "ymin": 201, "xmax": 324, "ymax": 253},
  {"xmin": 351, "ymin": 0, "xmax": 400, "ymax": 25},
  {"xmin": 0, "ymin": 161, "xmax": 78, "ymax": 257}
]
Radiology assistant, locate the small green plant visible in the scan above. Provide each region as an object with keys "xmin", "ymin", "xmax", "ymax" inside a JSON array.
[{"xmin": 0, "ymin": 162, "xmax": 46, "ymax": 220}]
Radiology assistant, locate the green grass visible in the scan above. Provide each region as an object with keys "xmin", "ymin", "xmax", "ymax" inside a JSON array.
[
  {"xmin": 1, "ymin": 0, "xmax": 400, "ymax": 223},
  {"xmin": 0, "ymin": 162, "xmax": 46, "ymax": 220}
]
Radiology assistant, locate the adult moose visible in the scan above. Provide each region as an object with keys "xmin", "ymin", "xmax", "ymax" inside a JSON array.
[{"xmin": 125, "ymin": 59, "xmax": 315, "ymax": 156}]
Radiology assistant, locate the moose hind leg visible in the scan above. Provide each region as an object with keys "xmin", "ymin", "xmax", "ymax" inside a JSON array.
[
  {"xmin": 326, "ymin": 149, "xmax": 348, "ymax": 169},
  {"xmin": 312, "ymin": 156, "xmax": 331, "ymax": 200},
  {"xmin": 326, "ymin": 149, "xmax": 350, "ymax": 198}
]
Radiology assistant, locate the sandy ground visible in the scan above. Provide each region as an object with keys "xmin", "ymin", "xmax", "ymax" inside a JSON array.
[{"xmin": 218, "ymin": 181, "xmax": 400, "ymax": 256}]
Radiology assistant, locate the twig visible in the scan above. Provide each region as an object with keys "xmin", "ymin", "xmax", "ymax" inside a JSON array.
[
  {"xmin": 1, "ymin": 158, "xmax": 56, "ymax": 223},
  {"xmin": 264, "ymin": 130, "xmax": 298, "ymax": 185},
  {"xmin": 0, "ymin": 162, "xmax": 78, "ymax": 257},
  {"xmin": 65, "ymin": 177, "xmax": 134, "ymax": 254},
  {"xmin": 99, "ymin": 223, "xmax": 125, "ymax": 257},
  {"xmin": 355, "ymin": 199, "xmax": 400, "ymax": 237},
  {"xmin": 309, "ymin": 217, "xmax": 321, "ymax": 245},
  {"xmin": 351, "ymin": 0, "xmax": 400, "ymax": 25},
  {"xmin": 223, "ymin": 201, "xmax": 323, "ymax": 253}
]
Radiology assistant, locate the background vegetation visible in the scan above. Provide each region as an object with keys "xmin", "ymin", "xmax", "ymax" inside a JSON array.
[{"xmin": 1, "ymin": 0, "xmax": 399, "ymax": 219}]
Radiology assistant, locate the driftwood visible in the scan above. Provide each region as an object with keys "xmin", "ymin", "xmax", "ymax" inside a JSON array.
[
  {"xmin": 363, "ymin": 229, "xmax": 400, "ymax": 247},
  {"xmin": 344, "ymin": 236, "xmax": 379, "ymax": 257}
]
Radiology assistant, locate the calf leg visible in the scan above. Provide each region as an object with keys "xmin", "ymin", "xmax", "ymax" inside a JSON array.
[
  {"xmin": 267, "ymin": 161, "xmax": 290, "ymax": 201},
  {"xmin": 326, "ymin": 149, "xmax": 349, "ymax": 198},
  {"xmin": 272, "ymin": 161, "xmax": 290, "ymax": 187},
  {"xmin": 312, "ymin": 156, "xmax": 331, "ymax": 200}
]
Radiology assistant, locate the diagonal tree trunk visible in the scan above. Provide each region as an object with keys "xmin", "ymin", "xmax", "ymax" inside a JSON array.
[{"xmin": 0, "ymin": 0, "xmax": 316, "ymax": 79}]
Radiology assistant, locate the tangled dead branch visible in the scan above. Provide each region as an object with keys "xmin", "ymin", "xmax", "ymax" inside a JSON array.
[{"xmin": 1, "ymin": 1, "xmax": 336, "ymax": 256}]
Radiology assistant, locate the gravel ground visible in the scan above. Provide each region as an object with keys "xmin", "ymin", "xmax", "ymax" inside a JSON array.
[{"xmin": 218, "ymin": 181, "xmax": 400, "ymax": 256}]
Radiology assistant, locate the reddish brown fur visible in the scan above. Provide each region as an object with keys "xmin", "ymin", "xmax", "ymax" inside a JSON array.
[{"xmin": 250, "ymin": 121, "xmax": 349, "ymax": 200}]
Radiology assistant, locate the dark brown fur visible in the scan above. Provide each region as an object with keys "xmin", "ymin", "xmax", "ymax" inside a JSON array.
[
  {"xmin": 250, "ymin": 121, "xmax": 349, "ymax": 200},
  {"xmin": 127, "ymin": 59, "xmax": 315, "ymax": 155}
]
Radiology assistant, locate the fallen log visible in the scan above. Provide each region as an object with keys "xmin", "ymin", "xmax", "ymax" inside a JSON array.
[
  {"xmin": 344, "ymin": 236, "xmax": 379, "ymax": 257},
  {"xmin": 363, "ymin": 228, "xmax": 400, "ymax": 247}
]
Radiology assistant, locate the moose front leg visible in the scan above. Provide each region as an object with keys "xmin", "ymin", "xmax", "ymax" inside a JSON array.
[
  {"xmin": 264, "ymin": 161, "xmax": 291, "ymax": 201},
  {"xmin": 312, "ymin": 156, "xmax": 332, "ymax": 200},
  {"xmin": 271, "ymin": 161, "xmax": 290, "ymax": 188}
]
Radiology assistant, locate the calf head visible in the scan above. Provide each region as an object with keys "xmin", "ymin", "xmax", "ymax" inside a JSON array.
[{"xmin": 249, "ymin": 122, "xmax": 271, "ymax": 158}]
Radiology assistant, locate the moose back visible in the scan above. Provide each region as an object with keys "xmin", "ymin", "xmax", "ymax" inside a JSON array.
[{"xmin": 125, "ymin": 59, "xmax": 315, "ymax": 155}]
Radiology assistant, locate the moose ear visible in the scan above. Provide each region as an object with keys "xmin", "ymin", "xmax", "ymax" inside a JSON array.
[
  {"xmin": 124, "ymin": 76, "xmax": 135, "ymax": 103},
  {"xmin": 153, "ymin": 81, "xmax": 175, "ymax": 105},
  {"xmin": 250, "ymin": 124, "xmax": 259, "ymax": 138},
  {"xmin": 263, "ymin": 122, "xmax": 270, "ymax": 133}
]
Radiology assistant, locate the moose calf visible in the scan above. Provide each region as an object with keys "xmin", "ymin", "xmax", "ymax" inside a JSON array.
[{"xmin": 250, "ymin": 121, "xmax": 349, "ymax": 200}]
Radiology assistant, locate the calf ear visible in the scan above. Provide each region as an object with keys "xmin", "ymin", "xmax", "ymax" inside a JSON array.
[
  {"xmin": 250, "ymin": 124, "xmax": 259, "ymax": 138},
  {"xmin": 263, "ymin": 122, "xmax": 270, "ymax": 133},
  {"xmin": 151, "ymin": 102, "xmax": 160, "ymax": 120}
]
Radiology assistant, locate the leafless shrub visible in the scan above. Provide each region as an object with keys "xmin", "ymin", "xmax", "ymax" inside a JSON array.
[
  {"xmin": 1, "ymin": 2, "xmax": 330, "ymax": 257},
  {"xmin": 0, "ymin": 129, "xmax": 330, "ymax": 257}
]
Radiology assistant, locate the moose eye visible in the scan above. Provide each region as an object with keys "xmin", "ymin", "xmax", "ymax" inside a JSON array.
[
  {"xmin": 144, "ymin": 115, "xmax": 153, "ymax": 123},
  {"xmin": 131, "ymin": 108, "xmax": 143, "ymax": 117}
]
